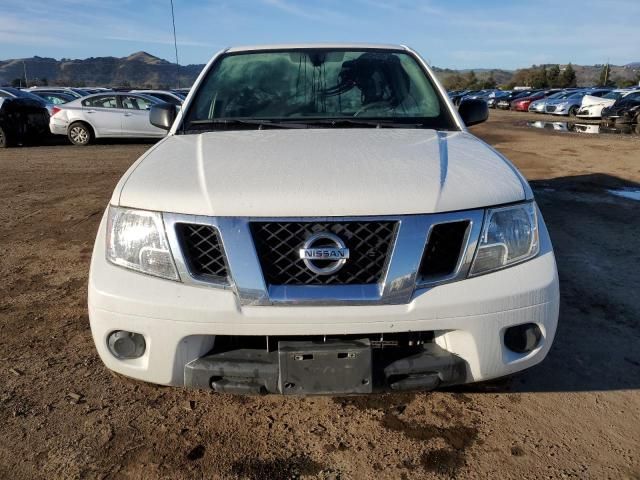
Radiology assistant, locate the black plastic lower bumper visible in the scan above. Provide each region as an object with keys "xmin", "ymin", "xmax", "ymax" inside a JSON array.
[{"xmin": 184, "ymin": 339, "xmax": 468, "ymax": 395}]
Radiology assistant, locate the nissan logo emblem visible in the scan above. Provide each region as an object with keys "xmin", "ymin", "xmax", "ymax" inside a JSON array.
[{"xmin": 298, "ymin": 232, "xmax": 350, "ymax": 275}]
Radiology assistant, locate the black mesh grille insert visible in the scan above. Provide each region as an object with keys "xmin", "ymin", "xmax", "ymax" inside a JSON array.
[
  {"xmin": 250, "ymin": 221, "xmax": 398, "ymax": 285},
  {"xmin": 419, "ymin": 221, "xmax": 470, "ymax": 279},
  {"xmin": 177, "ymin": 224, "xmax": 229, "ymax": 281}
]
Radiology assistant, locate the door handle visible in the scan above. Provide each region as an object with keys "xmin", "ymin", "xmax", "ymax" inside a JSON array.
[
  {"xmin": 87, "ymin": 110, "xmax": 96, "ymax": 113},
  {"xmin": 123, "ymin": 113, "xmax": 132, "ymax": 117}
]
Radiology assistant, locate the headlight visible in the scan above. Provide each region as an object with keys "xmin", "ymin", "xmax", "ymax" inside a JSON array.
[
  {"xmin": 470, "ymin": 202, "xmax": 539, "ymax": 276},
  {"xmin": 106, "ymin": 206, "xmax": 179, "ymax": 280},
  {"xmin": 556, "ymin": 102, "xmax": 568, "ymax": 109}
]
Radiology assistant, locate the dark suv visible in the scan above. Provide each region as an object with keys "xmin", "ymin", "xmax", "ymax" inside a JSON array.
[{"xmin": 0, "ymin": 98, "xmax": 50, "ymax": 148}]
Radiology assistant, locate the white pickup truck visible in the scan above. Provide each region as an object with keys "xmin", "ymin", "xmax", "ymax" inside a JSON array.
[{"xmin": 89, "ymin": 44, "xmax": 559, "ymax": 394}]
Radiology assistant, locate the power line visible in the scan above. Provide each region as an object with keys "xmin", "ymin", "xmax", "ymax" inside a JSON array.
[{"xmin": 170, "ymin": 0, "xmax": 180, "ymax": 88}]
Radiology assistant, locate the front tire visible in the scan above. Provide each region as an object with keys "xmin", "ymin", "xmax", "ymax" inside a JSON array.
[
  {"xmin": 0, "ymin": 125, "xmax": 14, "ymax": 148},
  {"xmin": 68, "ymin": 122, "xmax": 93, "ymax": 146},
  {"xmin": 568, "ymin": 106, "xmax": 578, "ymax": 117}
]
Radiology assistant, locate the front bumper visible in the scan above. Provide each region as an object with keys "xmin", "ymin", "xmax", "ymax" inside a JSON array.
[
  {"xmin": 576, "ymin": 107, "xmax": 599, "ymax": 118},
  {"xmin": 88, "ymin": 211, "xmax": 560, "ymax": 392},
  {"xmin": 549, "ymin": 105, "xmax": 572, "ymax": 115}
]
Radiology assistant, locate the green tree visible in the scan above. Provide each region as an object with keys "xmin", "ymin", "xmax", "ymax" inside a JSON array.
[
  {"xmin": 442, "ymin": 73, "xmax": 467, "ymax": 91},
  {"xmin": 11, "ymin": 78, "xmax": 22, "ymax": 87},
  {"xmin": 547, "ymin": 65, "xmax": 560, "ymax": 87},
  {"xmin": 479, "ymin": 71, "xmax": 497, "ymax": 89},
  {"xmin": 465, "ymin": 70, "xmax": 478, "ymax": 89},
  {"xmin": 560, "ymin": 63, "xmax": 577, "ymax": 88},
  {"xmin": 530, "ymin": 66, "xmax": 549, "ymax": 88},
  {"xmin": 615, "ymin": 78, "xmax": 636, "ymax": 88},
  {"xmin": 510, "ymin": 68, "xmax": 533, "ymax": 88},
  {"xmin": 598, "ymin": 64, "xmax": 614, "ymax": 87}
]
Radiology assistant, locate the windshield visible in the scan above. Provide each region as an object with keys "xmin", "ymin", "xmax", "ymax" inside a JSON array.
[
  {"xmin": 182, "ymin": 49, "xmax": 456, "ymax": 131},
  {"xmin": 604, "ymin": 91, "xmax": 623, "ymax": 100},
  {"xmin": 546, "ymin": 91, "xmax": 566, "ymax": 99},
  {"xmin": 553, "ymin": 91, "xmax": 578, "ymax": 100}
]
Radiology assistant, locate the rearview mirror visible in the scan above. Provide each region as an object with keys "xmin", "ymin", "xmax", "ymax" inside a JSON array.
[
  {"xmin": 150, "ymin": 102, "xmax": 177, "ymax": 130},
  {"xmin": 458, "ymin": 99, "xmax": 488, "ymax": 127}
]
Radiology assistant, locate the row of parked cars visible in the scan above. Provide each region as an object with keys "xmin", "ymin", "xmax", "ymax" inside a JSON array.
[
  {"xmin": 0, "ymin": 86, "xmax": 190, "ymax": 147},
  {"xmin": 449, "ymin": 87, "xmax": 640, "ymax": 126}
]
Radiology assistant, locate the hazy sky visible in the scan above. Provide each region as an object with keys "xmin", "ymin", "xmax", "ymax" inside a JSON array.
[{"xmin": 1, "ymin": 0, "xmax": 637, "ymax": 69}]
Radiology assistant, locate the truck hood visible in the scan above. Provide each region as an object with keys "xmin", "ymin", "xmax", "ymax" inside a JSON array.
[{"xmin": 115, "ymin": 129, "xmax": 525, "ymax": 217}]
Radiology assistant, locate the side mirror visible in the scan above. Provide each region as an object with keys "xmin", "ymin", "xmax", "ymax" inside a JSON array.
[
  {"xmin": 149, "ymin": 102, "xmax": 177, "ymax": 130},
  {"xmin": 458, "ymin": 98, "xmax": 488, "ymax": 127}
]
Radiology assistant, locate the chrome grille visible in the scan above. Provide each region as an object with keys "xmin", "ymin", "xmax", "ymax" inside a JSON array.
[
  {"xmin": 177, "ymin": 224, "xmax": 229, "ymax": 281},
  {"xmin": 250, "ymin": 221, "xmax": 398, "ymax": 285}
]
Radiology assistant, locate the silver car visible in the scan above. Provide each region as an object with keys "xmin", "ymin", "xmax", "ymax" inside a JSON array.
[
  {"xmin": 49, "ymin": 92, "xmax": 167, "ymax": 145},
  {"xmin": 131, "ymin": 90, "xmax": 185, "ymax": 105},
  {"xmin": 544, "ymin": 89, "xmax": 610, "ymax": 116},
  {"xmin": 529, "ymin": 90, "xmax": 574, "ymax": 113}
]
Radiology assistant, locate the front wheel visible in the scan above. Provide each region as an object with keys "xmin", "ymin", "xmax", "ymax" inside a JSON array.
[
  {"xmin": 68, "ymin": 122, "xmax": 93, "ymax": 146},
  {"xmin": 0, "ymin": 125, "xmax": 13, "ymax": 148},
  {"xmin": 568, "ymin": 106, "xmax": 578, "ymax": 117}
]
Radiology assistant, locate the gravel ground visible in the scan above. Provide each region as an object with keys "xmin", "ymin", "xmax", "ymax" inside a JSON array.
[{"xmin": 1, "ymin": 110, "xmax": 639, "ymax": 479}]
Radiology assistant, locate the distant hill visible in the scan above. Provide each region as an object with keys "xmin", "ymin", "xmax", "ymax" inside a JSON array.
[
  {"xmin": 0, "ymin": 52, "xmax": 204, "ymax": 88},
  {"xmin": 1, "ymin": 51, "xmax": 638, "ymax": 89},
  {"xmin": 432, "ymin": 67, "xmax": 514, "ymax": 87},
  {"xmin": 434, "ymin": 63, "xmax": 640, "ymax": 89}
]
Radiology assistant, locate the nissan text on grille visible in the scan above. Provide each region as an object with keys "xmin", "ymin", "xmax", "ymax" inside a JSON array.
[{"xmin": 89, "ymin": 44, "xmax": 559, "ymax": 395}]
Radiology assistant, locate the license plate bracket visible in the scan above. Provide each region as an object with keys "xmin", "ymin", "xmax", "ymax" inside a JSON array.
[{"xmin": 278, "ymin": 339, "xmax": 372, "ymax": 395}]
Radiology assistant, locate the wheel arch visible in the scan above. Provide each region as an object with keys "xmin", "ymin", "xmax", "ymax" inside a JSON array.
[{"xmin": 68, "ymin": 118, "xmax": 98, "ymax": 138}]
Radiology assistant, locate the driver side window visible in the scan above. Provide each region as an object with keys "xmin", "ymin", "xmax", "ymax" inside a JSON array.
[{"xmin": 121, "ymin": 96, "xmax": 152, "ymax": 110}]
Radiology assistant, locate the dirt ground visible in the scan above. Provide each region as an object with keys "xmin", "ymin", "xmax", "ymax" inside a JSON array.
[{"xmin": 1, "ymin": 110, "xmax": 639, "ymax": 480}]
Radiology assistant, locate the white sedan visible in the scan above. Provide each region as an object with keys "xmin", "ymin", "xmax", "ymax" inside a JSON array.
[
  {"xmin": 577, "ymin": 89, "xmax": 640, "ymax": 119},
  {"xmin": 50, "ymin": 92, "xmax": 167, "ymax": 145}
]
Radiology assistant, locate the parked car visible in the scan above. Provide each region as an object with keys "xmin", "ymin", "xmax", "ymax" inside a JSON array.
[
  {"xmin": 528, "ymin": 90, "xmax": 574, "ymax": 113},
  {"xmin": 131, "ymin": 90, "xmax": 184, "ymax": 105},
  {"xmin": 49, "ymin": 92, "xmax": 166, "ymax": 145},
  {"xmin": 544, "ymin": 89, "xmax": 610, "ymax": 116},
  {"xmin": 460, "ymin": 89, "xmax": 500, "ymax": 102},
  {"xmin": 0, "ymin": 97, "xmax": 50, "ymax": 148},
  {"xmin": 172, "ymin": 87, "xmax": 191, "ymax": 96},
  {"xmin": 512, "ymin": 90, "xmax": 561, "ymax": 112},
  {"xmin": 600, "ymin": 92, "xmax": 640, "ymax": 126},
  {"xmin": 451, "ymin": 90, "xmax": 479, "ymax": 106},
  {"xmin": 30, "ymin": 91, "xmax": 75, "ymax": 105},
  {"xmin": 487, "ymin": 90, "xmax": 511, "ymax": 108},
  {"xmin": 496, "ymin": 90, "xmax": 539, "ymax": 110},
  {"xmin": 577, "ymin": 89, "xmax": 640, "ymax": 119},
  {"xmin": 27, "ymin": 86, "xmax": 91, "ymax": 98},
  {"xmin": 87, "ymin": 44, "xmax": 559, "ymax": 394},
  {"xmin": 0, "ymin": 86, "xmax": 56, "ymax": 115}
]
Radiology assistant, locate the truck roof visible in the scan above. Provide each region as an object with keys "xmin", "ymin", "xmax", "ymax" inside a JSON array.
[{"xmin": 225, "ymin": 43, "xmax": 408, "ymax": 53}]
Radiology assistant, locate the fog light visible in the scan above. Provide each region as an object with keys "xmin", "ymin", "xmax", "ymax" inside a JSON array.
[
  {"xmin": 504, "ymin": 323, "xmax": 541, "ymax": 354},
  {"xmin": 107, "ymin": 331, "xmax": 146, "ymax": 359}
]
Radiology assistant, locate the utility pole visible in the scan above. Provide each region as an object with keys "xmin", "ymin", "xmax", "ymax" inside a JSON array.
[
  {"xmin": 23, "ymin": 61, "xmax": 28, "ymax": 87},
  {"xmin": 604, "ymin": 59, "xmax": 609, "ymax": 86},
  {"xmin": 170, "ymin": 0, "xmax": 180, "ymax": 89}
]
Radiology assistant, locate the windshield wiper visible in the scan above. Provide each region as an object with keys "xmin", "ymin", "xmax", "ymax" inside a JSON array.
[
  {"xmin": 304, "ymin": 118, "xmax": 429, "ymax": 128},
  {"xmin": 184, "ymin": 117, "xmax": 448, "ymax": 132},
  {"xmin": 185, "ymin": 118, "xmax": 309, "ymax": 131}
]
